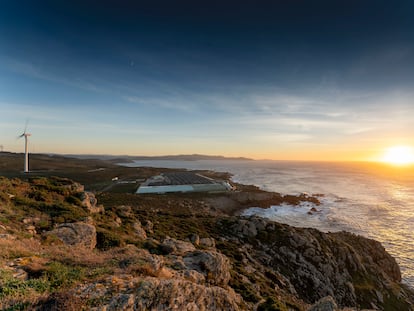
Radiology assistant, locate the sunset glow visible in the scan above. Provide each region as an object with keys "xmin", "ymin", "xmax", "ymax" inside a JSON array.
[
  {"xmin": 1, "ymin": 2, "xmax": 414, "ymax": 161},
  {"xmin": 381, "ymin": 146, "xmax": 414, "ymax": 165}
]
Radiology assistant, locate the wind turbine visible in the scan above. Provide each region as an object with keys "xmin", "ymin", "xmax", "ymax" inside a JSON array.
[{"xmin": 18, "ymin": 123, "xmax": 31, "ymax": 173}]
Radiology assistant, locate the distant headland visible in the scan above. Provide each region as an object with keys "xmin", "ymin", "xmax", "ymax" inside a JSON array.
[{"xmin": 64, "ymin": 153, "xmax": 254, "ymax": 162}]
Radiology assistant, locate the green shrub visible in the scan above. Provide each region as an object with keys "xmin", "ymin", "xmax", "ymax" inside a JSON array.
[
  {"xmin": 96, "ymin": 229, "xmax": 123, "ymax": 250},
  {"xmin": 0, "ymin": 269, "xmax": 49, "ymax": 300},
  {"xmin": 258, "ymin": 297, "xmax": 288, "ymax": 311},
  {"xmin": 45, "ymin": 262, "xmax": 84, "ymax": 289},
  {"xmin": 66, "ymin": 195, "xmax": 83, "ymax": 206}
]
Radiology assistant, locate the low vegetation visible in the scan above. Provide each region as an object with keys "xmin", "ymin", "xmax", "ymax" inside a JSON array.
[{"xmin": 0, "ymin": 154, "xmax": 413, "ymax": 310}]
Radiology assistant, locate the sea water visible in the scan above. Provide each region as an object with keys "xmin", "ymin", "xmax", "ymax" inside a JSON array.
[{"xmin": 122, "ymin": 160, "xmax": 414, "ymax": 288}]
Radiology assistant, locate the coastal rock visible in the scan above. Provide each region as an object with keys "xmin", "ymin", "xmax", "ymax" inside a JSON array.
[
  {"xmin": 183, "ymin": 250, "xmax": 231, "ymax": 286},
  {"xmin": 189, "ymin": 233, "xmax": 200, "ymax": 246},
  {"xmin": 80, "ymin": 191, "xmax": 104, "ymax": 214},
  {"xmin": 199, "ymin": 237, "xmax": 215, "ymax": 248},
  {"xmin": 332, "ymin": 232, "xmax": 401, "ymax": 282},
  {"xmin": 175, "ymin": 269, "xmax": 206, "ymax": 284},
  {"xmin": 115, "ymin": 205, "xmax": 133, "ymax": 218},
  {"xmin": 22, "ymin": 217, "xmax": 40, "ymax": 224},
  {"xmin": 44, "ymin": 222, "xmax": 96, "ymax": 249},
  {"xmin": 2, "ymin": 175, "xmax": 413, "ymax": 311},
  {"xmin": 132, "ymin": 221, "xmax": 147, "ymax": 240},
  {"xmin": 143, "ymin": 220, "xmax": 154, "ymax": 234},
  {"xmin": 307, "ymin": 296, "xmax": 338, "ymax": 311},
  {"xmin": 234, "ymin": 219, "xmax": 258, "ymax": 237},
  {"xmin": 232, "ymin": 217, "xmax": 267, "ymax": 238},
  {"xmin": 226, "ymin": 216, "xmax": 409, "ymax": 309},
  {"xmin": 160, "ymin": 237, "xmax": 196, "ymax": 255},
  {"xmin": 12, "ymin": 268, "xmax": 29, "ymax": 280},
  {"xmin": 79, "ymin": 276, "xmax": 246, "ymax": 311},
  {"xmin": 26, "ymin": 225, "xmax": 37, "ymax": 235},
  {"xmin": 52, "ymin": 177, "xmax": 84, "ymax": 193},
  {"xmin": 114, "ymin": 217, "xmax": 122, "ymax": 227}
]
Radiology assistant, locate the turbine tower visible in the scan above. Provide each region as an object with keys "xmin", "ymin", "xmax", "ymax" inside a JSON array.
[{"xmin": 18, "ymin": 125, "xmax": 31, "ymax": 173}]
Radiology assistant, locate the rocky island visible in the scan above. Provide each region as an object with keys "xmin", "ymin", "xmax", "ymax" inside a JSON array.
[{"xmin": 0, "ymin": 153, "xmax": 413, "ymax": 310}]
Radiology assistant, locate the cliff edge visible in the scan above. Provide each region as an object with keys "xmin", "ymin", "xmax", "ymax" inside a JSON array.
[{"xmin": 0, "ymin": 176, "xmax": 412, "ymax": 310}]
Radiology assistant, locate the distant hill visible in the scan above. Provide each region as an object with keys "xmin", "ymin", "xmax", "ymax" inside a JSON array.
[
  {"xmin": 132, "ymin": 154, "xmax": 253, "ymax": 161},
  {"xmin": 64, "ymin": 154, "xmax": 253, "ymax": 162}
]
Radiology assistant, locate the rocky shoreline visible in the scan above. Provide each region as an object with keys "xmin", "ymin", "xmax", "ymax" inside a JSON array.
[{"xmin": 0, "ymin": 175, "xmax": 413, "ymax": 310}]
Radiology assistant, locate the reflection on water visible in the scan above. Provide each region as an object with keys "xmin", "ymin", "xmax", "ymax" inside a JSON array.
[{"xmin": 123, "ymin": 160, "xmax": 414, "ymax": 288}]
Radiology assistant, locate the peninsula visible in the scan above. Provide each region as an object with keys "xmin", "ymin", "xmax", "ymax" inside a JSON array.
[{"xmin": 0, "ymin": 152, "xmax": 413, "ymax": 310}]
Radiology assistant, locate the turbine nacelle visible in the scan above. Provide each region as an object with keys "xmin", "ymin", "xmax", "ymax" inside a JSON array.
[{"xmin": 19, "ymin": 133, "xmax": 31, "ymax": 138}]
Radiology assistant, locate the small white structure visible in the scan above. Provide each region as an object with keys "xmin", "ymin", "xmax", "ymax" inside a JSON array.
[
  {"xmin": 18, "ymin": 130, "xmax": 31, "ymax": 173},
  {"xmin": 137, "ymin": 172, "xmax": 232, "ymax": 194}
]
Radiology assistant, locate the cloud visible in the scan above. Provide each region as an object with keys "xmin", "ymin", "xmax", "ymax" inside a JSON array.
[
  {"xmin": 123, "ymin": 96, "xmax": 197, "ymax": 112},
  {"xmin": 2, "ymin": 57, "xmax": 103, "ymax": 93}
]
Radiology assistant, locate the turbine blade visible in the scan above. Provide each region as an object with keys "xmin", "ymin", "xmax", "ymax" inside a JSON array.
[{"xmin": 24, "ymin": 119, "xmax": 29, "ymax": 133}]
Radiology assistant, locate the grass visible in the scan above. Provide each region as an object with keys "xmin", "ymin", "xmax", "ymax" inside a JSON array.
[
  {"xmin": 0, "ymin": 262, "xmax": 85, "ymax": 310},
  {"xmin": 0, "ymin": 162, "xmax": 412, "ymax": 311}
]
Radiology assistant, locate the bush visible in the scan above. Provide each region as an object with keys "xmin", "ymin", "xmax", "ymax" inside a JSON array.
[
  {"xmin": 258, "ymin": 297, "xmax": 289, "ymax": 311},
  {"xmin": 44, "ymin": 262, "xmax": 84, "ymax": 289},
  {"xmin": 0, "ymin": 269, "xmax": 49, "ymax": 300},
  {"xmin": 96, "ymin": 229, "xmax": 123, "ymax": 250},
  {"xmin": 66, "ymin": 195, "xmax": 83, "ymax": 206}
]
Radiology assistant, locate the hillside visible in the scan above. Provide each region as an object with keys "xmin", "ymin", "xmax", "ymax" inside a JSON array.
[
  {"xmin": 64, "ymin": 153, "xmax": 253, "ymax": 162},
  {"xmin": 0, "ymin": 173, "xmax": 413, "ymax": 310}
]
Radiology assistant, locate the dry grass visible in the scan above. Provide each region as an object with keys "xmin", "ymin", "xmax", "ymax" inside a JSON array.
[
  {"xmin": 0, "ymin": 238, "xmax": 41, "ymax": 261},
  {"xmin": 33, "ymin": 291, "xmax": 88, "ymax": 311},
  {"xmin": 43, "ymin": 244, "xmax": 107, "ymax": 266}
]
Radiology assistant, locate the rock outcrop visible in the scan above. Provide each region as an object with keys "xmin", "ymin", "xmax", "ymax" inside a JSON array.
[
  {"xmin": 1, "ymin": 176, "xmax": 413, "ymax": 311},
  {"xmin": 75, "ymin": 276, "xmax": 246, "ymax": 311},
  {"xmin": 183, "ymin": 250, "xmax": 231, "ymax": 286},
  {"xmin": 44, "ymin": 222, "xmax": 97, "ymax": 249},
  {"xmin": 160, "ymin": 237, "xmax": 196, "ymax": 255},
  {"xmin": 222, "ymin": 216, "xmax": 412, "ymax": 310},
  {"xmin": 80, "ymin": 191, "xmax": 104, "ymax": 214},
  {"xmin": 308, "ymin": 296, "xmax": 338, "ymax": 311},
  {"xmin": 132, "ymin": 221, "xmax": 147, "ymax": 240}
]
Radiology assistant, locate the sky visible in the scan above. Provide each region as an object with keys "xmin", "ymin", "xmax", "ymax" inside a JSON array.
[{"xmin": 1, "ymin": 0, "xmax": 414, "ymax": 161}]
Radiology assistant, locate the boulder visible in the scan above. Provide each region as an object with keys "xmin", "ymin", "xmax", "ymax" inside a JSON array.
[
  {"xmin": 132, "ymin": 221, "xmax": 147, "ymax": 240},
  {"xmin": 307, "ymin": 296, "xmax": 338, "ymax": 311},
  {"xmin": 199, "ymin": 237, "xmax": 215, "ymax": 248},
  {"xmin": 183, "ymin": 250, "xmax": 231, "ymax": 286},
  {"xmin": 233, "ymin": 217, "xmax": 267, "ymax": 238},
  {"xmin": 189, "ymin": 233, "xmax": 200, "ymax": 246},
  {"xmin": 13, "ymin": 268, "xmax": 28, "ymax": 280},
  {"xmin": 143, "ymin": 220, "xmax": 154, "ymax": 234},
  {"xmin": 77, "ymin": 276, "xmax": 246, "ymax": 311},
  {"xmin": 26, "ymin": 225, "xmax": 37, "ymax": 235},
  {"xmin": 80, "ymin": 192, "xmax": 104, "ymax": 214},
  {"xmin": 160, "ymin": 237, "xmax": 196, "ymax": 255},
  {"xmin": 44, "ymin": 222, "xmax": 96, "ymax": 249},
  {"xmin": 116, "ymin": 205, "xmax": 133, "ymax": 218}
]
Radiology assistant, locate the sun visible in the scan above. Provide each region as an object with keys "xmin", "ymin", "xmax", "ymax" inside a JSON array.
[{"xmin": 381, "ymin": 145, "xmax": 414, "ymax": 165}]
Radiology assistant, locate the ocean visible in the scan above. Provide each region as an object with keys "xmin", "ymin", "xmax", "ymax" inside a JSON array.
[{"xmin": 122, "ymin": 159, "xmax": 414, "ymax": 288}]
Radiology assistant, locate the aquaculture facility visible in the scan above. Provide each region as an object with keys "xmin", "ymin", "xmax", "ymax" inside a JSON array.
[{"xmin": 136, "ymin": 171, "xmax": 232, "ymax": 194}]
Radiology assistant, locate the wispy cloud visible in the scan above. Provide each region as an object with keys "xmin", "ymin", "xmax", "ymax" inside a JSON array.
[
  {"xmin": 2, "ymin": 57, "xmax": 103, "ymax": 93},
  {"xmin": 123, "ymin": 96, "xmax": 198, "ymax": 112}
]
